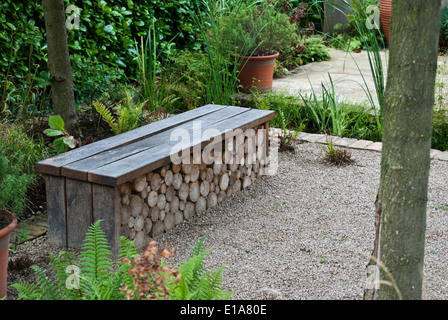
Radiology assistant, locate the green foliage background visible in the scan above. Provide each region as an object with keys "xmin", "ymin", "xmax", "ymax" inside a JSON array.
[{"xmin": 0, "ymin": 0, "xmax": 198, "ymax": 91}]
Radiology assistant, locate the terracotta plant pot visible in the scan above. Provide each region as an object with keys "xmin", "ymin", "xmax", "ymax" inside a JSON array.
[
  {"xmin": 379, "ymin": 0, "xmax": 392, "ymax": 45},
  {"xmin": 0, "ymin": 210, "xmax": 17, "ymax": 299},
  {"xmin": 237, "ymin": 52, "xmax": 279, "ymax": 92}
]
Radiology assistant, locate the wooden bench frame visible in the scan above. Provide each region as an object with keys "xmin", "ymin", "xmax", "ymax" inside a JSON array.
[{"xmin": 36, "ymin": 105, "xmax": 275, "ymax": 254}]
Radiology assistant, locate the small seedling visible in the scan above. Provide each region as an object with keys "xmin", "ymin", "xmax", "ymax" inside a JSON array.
[
  {"xmin": 322, "ymin": 137, "xmax": 354, "ymax": 166},
  {"xmin": 278, "ymin": 110, "xmax": 305, "ymax": 152}
]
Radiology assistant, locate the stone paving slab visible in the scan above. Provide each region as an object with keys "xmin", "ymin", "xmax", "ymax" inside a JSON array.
[
  {"xmin": 434, "ymin": 151, "xmax": 448, "ymax": 161},
  {"xmin": 10, "ymin": 212, "xmax": 48, "ymax": 246},
  {"xmin": 332, "ymin": 137, "xmax": 358, "ymax": 147},
  {"xmin": 364, "ymin": 142, "xmax": 383, "ymax": 152},
  {"xmin": 315, "ymin": 135, "xmax": 341, "ymax": 144},
  {"xmin": 347, "ymin": 139, "xmax": 374, "ymax": 149}
]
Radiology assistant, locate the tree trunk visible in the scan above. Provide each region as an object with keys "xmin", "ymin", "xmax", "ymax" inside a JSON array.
[
  {"xmin": 365, "ymin": 0, "xmax": 441, "ymax": 300},
  {"xmin": 42, "ymin": 0, "xmax": 80, "ymax": 137}
]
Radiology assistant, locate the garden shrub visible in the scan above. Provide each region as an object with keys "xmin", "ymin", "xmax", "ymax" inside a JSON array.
[
  {"xmin": 0, "ymin": 123, "xmax": 49, "ymax": 217},
  {"xmin": 300, "ymin": 35, "xmax": 332, "ymax": 64},
  {"xmin": 0, "ymin": 148, "xmax": 35, "ymax": 216},
  {"xmin": 0, "ymin": 123, "xmax": 49, "ymax": 175},
  {"xmin": 0, "ymin": 0, "xmax": 200, "ymax": 110},
  {"xmin": 169, "ymin": 50, "xmax": 209, "ymax": 111},
  {"xmin": 432, "ymin": 108, "xmax": 448, "ymax": 152}
]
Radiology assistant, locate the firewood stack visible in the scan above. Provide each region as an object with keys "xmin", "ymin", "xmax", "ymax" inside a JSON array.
[{"xmin": 118, "ymin": 125, "xmax": 269, "ymax": 247}]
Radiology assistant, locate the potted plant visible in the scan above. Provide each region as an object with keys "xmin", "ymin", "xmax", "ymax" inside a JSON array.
[
  {"xmin": 224, "ymin": 2, "xmax": 299, "ymax": 92},
  {"xmin": 379, "ymin": 0, "xmax": 392, "ymax": 45},
  {"xmin": 0, "ymin": 209, "xmax": 17, "ymax": 299}
]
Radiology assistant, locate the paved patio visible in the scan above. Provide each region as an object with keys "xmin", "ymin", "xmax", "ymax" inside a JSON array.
[{"xmin": 272, "ymin": 48, "xmax": 388, "ymax": 107}]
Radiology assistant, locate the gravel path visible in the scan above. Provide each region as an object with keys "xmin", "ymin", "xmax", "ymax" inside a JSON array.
[{"xmin": 7, "ymin": 142, "xmax": 448, "ymax": 300}]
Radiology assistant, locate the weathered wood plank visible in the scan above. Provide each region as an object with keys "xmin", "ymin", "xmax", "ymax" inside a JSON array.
[
  {"xmin": 92, "ymin": 184, "xmax": 121, "ymax": 256},
  {"xmin": 65, "ymin": 178, "xmax": 93, "ymax": 249},
  {"xmin": 88, "ymin": 108, "xmax": 275, "ymax": 186},
  {"xmin": 59, "ymin": 105, "xmax": 248, "ymax": 181},
  {"xmin": 45, "ymin": 175, "xmax": 67, "ymax": 247},
  {"xmin": 35, "ymin": 104, "xmax": 227, "ymax": 176}
]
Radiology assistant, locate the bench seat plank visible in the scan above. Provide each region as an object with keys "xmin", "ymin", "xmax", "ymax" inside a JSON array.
[
  {"xmin": 88, "ymin": 108, "xmax": 274, "ymax": 186},
  {"xmin": 59, "ymin": 106, "xmax": 250, "ymax": 181},
  {"xmin": 35, "ymin": 104, "xmax": 227, "ymax": 176}
]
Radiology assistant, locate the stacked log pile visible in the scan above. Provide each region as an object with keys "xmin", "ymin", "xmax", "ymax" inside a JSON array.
[{"xmin": 118, "ymin": 125, "xmax": 269, "ymax": 247}]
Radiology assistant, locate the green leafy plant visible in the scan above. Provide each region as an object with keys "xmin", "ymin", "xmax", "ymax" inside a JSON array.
[
  {"xmin": 328, "ymin": 33, "xmax": 363, "ymax": 52},
  {"xmin": 11, "ymin": 221, "xmax": 231, "ymax": 300},
  {"xmin": 93, "ymin": 90, "xmax": 147, "ymax": 135},
  {"xmin": 277, "ymin": 110, "xmax": 305, "ymax": 152},
  {"xmin": 190, "ymin": 0, "xmax": 251, "ymax": 105},
  {"xmin": 169, "ymin": 236, "xmax": 232, "ymax": 300},
  {"xmin": 298, "ymin": 35, "xmax": 331, "ymax": 64},
  {"xmin": 222, "ymin": 1, "xmax": 299, "ymax": 57},
  {"xmin": 0, "ymin": 150, "xmax": 34, "ymax": 216},
  {"xmin": 300, "ymin": 73, "xmax": 350, "ymax": 137},
  {"xmin": 0, "ymin": 123, "xmax": 49, "ymax": 175},
  {"xmin": 71, "ymin": 54, "xmax": 127, "ymax": 105},
  {"xmin": 12, "ymin": 220, "xmax": 127, "ymax": 300},
  {"xmin": 134, "ymin": 22, "xmax": 180, "ymax": 114},
  {"xmin": 432, "ymin": 108, "xmax": 448, "ymax": 152},
  {"xmin": 169, "ymin": 50, "xmax": 209, "ymax": 110},
  {"xmin": 43, "ymin": 115, "xmax": 78, "ymax": 154}
]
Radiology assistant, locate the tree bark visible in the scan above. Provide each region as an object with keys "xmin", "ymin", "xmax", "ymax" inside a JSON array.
[
  {"xmin": 365, "ymin": 0, "xmax": 441, "ymax": 300},
  {"xmin": 42, "ymin": 0, "xmax": 80, "ymax": 137}
]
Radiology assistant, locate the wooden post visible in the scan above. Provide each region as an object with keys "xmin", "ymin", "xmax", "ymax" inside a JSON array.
[
  {"xmin": 45, "ymin": 175, "xmax": 67, "ymax": 246},
  {"xmin": 92, "ymin": 184, "xmax": 121, "ymax": 256},
  {"xmin": 65, "ymin": 178, "xmax": 93, "ymax": 249}
]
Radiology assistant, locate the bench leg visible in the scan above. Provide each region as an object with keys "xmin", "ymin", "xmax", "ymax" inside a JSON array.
[
  {"xmin": 92, "ymin": 184, "xmax": 121, "ymax": 257},
  {"xmin": 66, "ymin": 178, "xmax": 93, "ymax": 250},
  {"xmin": 46, "ymin": 175, "xmax": 67, "ymax": 247}
]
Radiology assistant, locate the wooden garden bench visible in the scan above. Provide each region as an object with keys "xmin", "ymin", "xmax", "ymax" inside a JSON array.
[{"xmin": 36, "ymin": 104, "xmax": 275, "ymax": 254}]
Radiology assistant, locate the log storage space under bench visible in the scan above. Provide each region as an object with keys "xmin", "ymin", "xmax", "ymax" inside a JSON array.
[{"xmin": 36, "ymin": 105, "xmax": 275, "ymax": 254}]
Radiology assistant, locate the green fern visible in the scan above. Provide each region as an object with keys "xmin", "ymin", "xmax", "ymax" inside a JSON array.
[
  {"xmin": 169, "ymin": 236, "xmax": 233, "ymax": 300},
  {"xmin": 79, "ymin": 220, "xmax": 113, "ymax": 281},
  {"xmin": 11, "ymin": 224, "xmax": 232, "ymax": 300},
  {"xmin": 93, "ymin": 90, "xmax": 144, "ymax": 135},
  {"xmin": 92, "ymin": 101, "xmax": 120, "ymax": 134},
  {"xmin": 12, "ymin": 220, "xmax": 129, "ymax": 300},
  {"xmin": 11, "ymin": 282, "xmax": 40, "ymax": 300}
]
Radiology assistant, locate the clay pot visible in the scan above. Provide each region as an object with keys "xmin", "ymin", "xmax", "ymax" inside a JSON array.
[
  {"xmin": 379, "ymin": 0, "xmax": 392, "ymax": 45},
  {"xmin": 236, "ymin": 52, "xmax": 279, "ymax": 92},
  {"xmin": 0, "ymin": 210, "xmax": 17, "ymax": 299}
]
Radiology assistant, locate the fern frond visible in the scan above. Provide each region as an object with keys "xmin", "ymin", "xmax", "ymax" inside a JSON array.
[
  {"xmin": 170, "ymin": 236, "xmax": 232, "ymax": 300},
  {"xmin": 31, "ymin": 264, "xmax": 66, "ymax": 300},
  {"xmin": 117, "ymin": 236, "xmax": 138, "ymax": 289},
  {"xmin": 202, "ymin": 265, "xmax": 226, "ymax": 300},
  {"xmin": 79, "ymin": 220, "xmax": 113, "ymax": 282},
  {"xmin": 10, "ymin": 282, "xmax": 40, "ymax": 300},
  {"xmin": 190, "ymin": 235, "xmax": 207, "ymax": 258},
  {"xmin": 118, "ymin": 235, "xmax": 138, "ymax": 262},
  {"xmin": 93, "ymin": 101, "xmax": 120, "ymax": 134},
  {"xmin": 47, "ymin": 251, "xmax": 82, "ymax": 299},
  {"xmin": 169, "ymin": 273, "xmax": 193, "ymax": 300}
]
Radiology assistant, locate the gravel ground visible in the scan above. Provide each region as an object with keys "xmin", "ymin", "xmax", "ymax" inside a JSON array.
[{"xmin": 6, "ymin": 141, "xmax": 448, "ymax": 300}]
